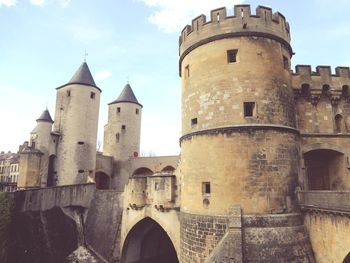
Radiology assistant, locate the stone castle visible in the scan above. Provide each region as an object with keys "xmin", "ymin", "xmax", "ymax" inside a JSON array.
[{"xmin": 7, "ymin": 4, "xmax": 350, "ymax": 263}]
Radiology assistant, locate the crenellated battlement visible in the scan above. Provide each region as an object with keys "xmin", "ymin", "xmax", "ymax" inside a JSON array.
[
  {"xmin": 292, "ymin": 65, "xmax": 350, "ymax": 102},
  {"xmin": 179, "ymin": 5, "xmax": 291, "ymax": 57}
]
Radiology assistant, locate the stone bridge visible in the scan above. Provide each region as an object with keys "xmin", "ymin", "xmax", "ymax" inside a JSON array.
[
  {"xmin": 5, "ymin": 184, "xmax": 350, "ymax": 263},
  {"xmin": 297, "ymin": 190, "xmax": 350, "ymax": 263}
]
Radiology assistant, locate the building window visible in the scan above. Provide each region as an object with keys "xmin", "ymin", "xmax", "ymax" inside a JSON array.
[
  {"xmin": 227, "ymin": 49, "xmax": 238, "ymax": 63},
  {"xmin": 335, "ymin": 114, "xmax": 343, "ymax": 133},
  {"xmin": 66, "ymin": 90, "xmax": 71, "ymax": 97},
  {"xmin": 191, "ymin": 118, "xmax": 198, "ymax": 126},
  {"xmin": 283, "ymin": 56, "xmax": 289, "ymax": 70},
  {"xmin": 202, "ymin": 182, "xmax": 211, "ymax": 195},
  {"xmin": 116, "ymin": 133, "xmax": 120, "ymax": 142},
  {"xmin": 117, "ymin": 107, "xmax": 121, "ymax": 113},
  {"xmin": 185, "ymin": 65, "xmax": 190, "ymax": 78},
  {"xmin": 90, "ymin": 92, "xmax": 95, "ymax": 99},
  {"xmin": 244, "ymin": 102, "xmax": 255, "ymax": 117},
  {"xmin": 77, "ymin": 141, "xmax": 84, "ymax": 145},
  {"xmin": 136, "ymin": 109, "xmax": 139, "ymax": 115},
  {"xmin": 122, "ymin": 125, "xmax": 126, "ymax": 130}
]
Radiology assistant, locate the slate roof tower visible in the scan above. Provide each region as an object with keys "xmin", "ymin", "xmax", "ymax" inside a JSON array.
[
  {"xmin": 103, "ymin": 83, "xmax": 142, "ymax": 161},
  {"xmin": 53, "ymin": 62, "xmax": 101, "ymax": 185}
]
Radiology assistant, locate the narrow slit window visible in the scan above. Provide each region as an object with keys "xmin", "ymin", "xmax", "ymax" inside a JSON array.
[
  {"xmin": 202, "ymin": 182, "xmax": 211, "ymax": 194},
  {"xmin": 90, "ymin": 92, "xmax": 95, "ymax": 99},
  {"xmin": 116, "ymin": 133, "xmax": 120, "ymax": 142},
  {"xmin": 136, "ymin": 109, "xmax": 139, "ymax": 115},
  {"xmin": 185, "ymin": 65, "xmax": 190, "ymax": 78},
  {"xmin": 227, "ymin": 50, "xmax": 238, "ymax": 63},
  {"xmin": 217, "ymin": 12, "xmax": 220, "ymax": 22},
  {"xmin": 66, "ymin": 90, "xmax": 71, "ymax": 97},
  {"xmin": 117, "ymin": 107, "xmax": 121, "ymax": 113},
  {"xmin": 283, "ymin": 56, "xmax": 289, "ymax": 70},
  {"xmin": 244, "ymin": 102, "xmax": 255, "ymax": 117},
  {"xmin": 191, "ymin": 118, "xmax": 198, "ymax": 126}
]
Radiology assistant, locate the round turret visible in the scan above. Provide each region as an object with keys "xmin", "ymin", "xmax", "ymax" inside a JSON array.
[
  {"xmin": 32, "ymin": 109, "xmax": 54, "ymax": 151},
  {"xmin": 53, "ymin": 62, "xmax": 101, "ymax": 185},
  {"xmin": 103, "ymin": 83, "xmax": 142, "ymax": 161},
  {"xmin": 178, "ymin": 5, "xmax": 316, "ymax": 263}
]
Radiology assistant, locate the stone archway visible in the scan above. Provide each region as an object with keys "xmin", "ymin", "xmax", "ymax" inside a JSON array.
[
  {"xmin": 95, "ymin": 171, "xmax": 110, "ymax": 190},
  {"xmin": 304, "ymin": 149, "xmax": 345, "ymax": 190},
  {"xmin": 132, "ymin": 167, "xmax": 153, "ymax": 177},
  {"xmin": 121, "ymin": 217, "xmax": 178, "ymax": 263},
  {"xmin": 343, "ymin": 252, "xmax": 350, "ymax": 263}
]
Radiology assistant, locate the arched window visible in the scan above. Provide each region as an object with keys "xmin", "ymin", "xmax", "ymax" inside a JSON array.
[
  {"xmin": 322, "ymin": 84, "xmax": 331, "ymax": 96},
  {"xmin": 335, "ymin": 114, "xmax": 343, "ymax": 133},
  {"xmin": 161, "ymin": 166, "xmax": 175, "ymax": 173},
  {"xmin": 301, "ymin": 83, "xmax": 310, "ymax": 97}
]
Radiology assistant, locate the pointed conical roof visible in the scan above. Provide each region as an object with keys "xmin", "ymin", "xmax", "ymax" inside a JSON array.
[
  {"xmin": 109, "ymin": 84, "xmax": 143, "ymax": 107},
  {"xmin": 57, "ymin": 62, "xmax": 101, "ymax": 91},
  {"xmin": 36, "ymin": 109, "xmax": 54, "ymax": 123}
]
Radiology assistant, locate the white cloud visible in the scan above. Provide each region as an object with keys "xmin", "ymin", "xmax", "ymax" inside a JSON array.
[
  {"xmin": 94, "ymin": 70, "xmax": 112, "ymax": 81},
  {"xmin": 139, "ymin": 0, "xmax": 244, "ymax": 33},
  {"xmin": 0, "ymin": 0, "xmax": 16, "ymax": 7},
  {"xmin": 30, "ymin": 0, "xmax": 45, "ymax": 6},
  {"xmin": 60, "ymin": 0, "xmax": 71, "ymax": 7}
]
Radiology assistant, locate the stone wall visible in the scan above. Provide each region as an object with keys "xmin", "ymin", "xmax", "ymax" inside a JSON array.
[
  {"xmin": 85, "ymin": 190, "xmax": 124, "ymax": 262},
  {"xmin": 180, "ymin": 211, "xmax": 227, "ymax": 262}
]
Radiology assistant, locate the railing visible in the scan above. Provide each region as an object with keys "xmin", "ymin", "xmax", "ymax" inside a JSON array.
[{"xmin": 297, "ymin": 190, "xmax": 350, "ymax": 214}]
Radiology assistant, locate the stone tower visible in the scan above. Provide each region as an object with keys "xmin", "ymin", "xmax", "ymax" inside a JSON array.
[
  {"xmin": 53, "ymin": 62, "xmax": 101, "ymax": 185},
  {"xmin": 31, "ymin": 109, "xmax": 55, "ymax": 187},
  {"xmin": 103, "ymin": 83, "xmax": 142, "ymax": 160},
  {"xmin": 18, "ymin": 109, "xmax": 54, "ymax": 189},
  {"xmin": 179, "ymin": 5, "xmax": 314, "ymax": 262}
]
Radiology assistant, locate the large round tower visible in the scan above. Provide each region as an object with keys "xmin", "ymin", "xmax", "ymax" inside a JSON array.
[
  {"xmin": 53, "ymin": 62, "xmax": 101, "ymax": 185},
  {"xmin": 179, "ymin": 5, "xmax": 313, "ymax": 262},
  {"xmin": 103, "ymin": 83, "xmax": 142, "ymax": 161}
]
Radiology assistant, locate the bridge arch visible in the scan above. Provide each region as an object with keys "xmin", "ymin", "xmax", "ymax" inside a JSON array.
[
  {"xmin": 121, "ymin": 217, "xmax": 179, "ymax": 263},
  {"xmin": 343, "ymin": 252, "xmax": 350, "ymax": 263}
]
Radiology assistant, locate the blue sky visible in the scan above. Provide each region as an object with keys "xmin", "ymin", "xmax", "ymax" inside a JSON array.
[{"xmin": 1, "ymin": 0, "xmax": 350, "ymax": 155}]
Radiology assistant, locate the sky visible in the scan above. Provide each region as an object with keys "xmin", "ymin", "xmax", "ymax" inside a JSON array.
[{"xmin": 0, "ymin": 0, "xmax": 350, "ymax": 156}]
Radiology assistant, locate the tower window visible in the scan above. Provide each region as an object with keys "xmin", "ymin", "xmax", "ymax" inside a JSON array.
[
  {"xmin": 90, "ymin": 92, "xmax": 95, "ymax": 99},
  {"xmin": 117, "ymin": 107, "xmax": 121, "ymax": 113},
  {"xmin": 66, "ymin": 90, "xmax": 71, "ymax": 97},
  {"xmin": 244, "ymin": 102, "xmax": 255, "ymax": 117},
  {"xmin": 227, "ymin": 49, "xmax": 238, "ymax": 63},
  {"xmin": 185, "ymin": 65, "xmax": 190, "ymax": 78},
  {"xmin": 191, "ymin": 118, "xmax": 198, "ymax": 126},
  {"xmin": 283, "ymin": 56, "xmax": 289, "ymax": 70},
  {"xmin": 77, "ymin": 141, "xmax": 85, "ymax": 145},
  {"xmin": 136, "ymin": 109, "xmax": 139, "ymax": 114},
  {"xmin": 202, "ymin": 182, "xmax": 211, "ymax": 194},
  {"xmin": 122, "ymin": 125, "xmax": 126, "ymax": 130},
  {"xmin": 116, "ymin": 133, "xmax": 120, "ymax": 142}
]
